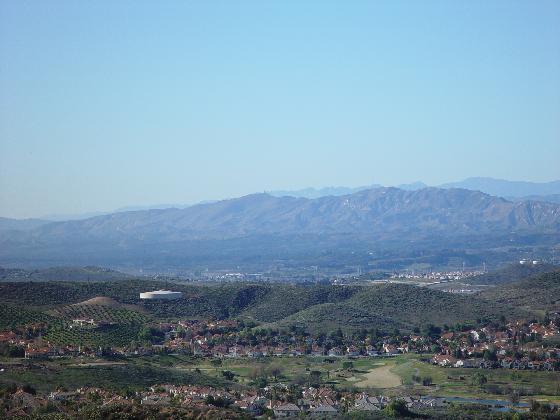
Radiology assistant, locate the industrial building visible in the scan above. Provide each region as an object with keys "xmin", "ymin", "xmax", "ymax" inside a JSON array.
[{"xmin": 139, "ymin": 290, "xmax": 182, "ymax": 300}]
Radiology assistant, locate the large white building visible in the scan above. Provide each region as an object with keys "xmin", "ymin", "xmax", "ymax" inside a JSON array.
[{"xmin": 139, "ymin": 290, "xmax": 182, "ymax": 300}]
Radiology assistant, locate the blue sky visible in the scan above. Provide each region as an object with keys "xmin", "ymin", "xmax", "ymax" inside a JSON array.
[{"xmin": 1, "ymin": 1, "xmax": 559, "ymax": 218}]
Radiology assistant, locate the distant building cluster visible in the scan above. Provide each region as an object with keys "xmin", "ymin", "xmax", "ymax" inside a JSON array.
[{"xmin": 389, "ymin": 270, "xmax": 485, "ymax": 282}]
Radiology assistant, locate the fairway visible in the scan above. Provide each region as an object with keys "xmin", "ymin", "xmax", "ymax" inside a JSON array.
[{"xmin": 355, "ymin": 362, "xmax": 401, "ymax": 388}]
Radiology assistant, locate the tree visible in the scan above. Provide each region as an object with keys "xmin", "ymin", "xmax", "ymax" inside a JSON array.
[
  {"xmin": 269, "ymin": 364, "xmax": 283, "ymax": 382},
  {"xmin": 423, "ymin": 324, "xmax": 441, "ymax": 339},
  {"xmin": 471, "ymin": 372, "xmax": 488, "ymax": 387},
  {"xmin": 22, "ymin": 384, "xmax": 36, "ymax": 395},
  {"xmin": 222, "ymin": 370, "xmax": 235, "ymax": 381},
  {"xmin": 384, "ymin": 400, "xmax": 410, "ymax": 417},
  {"xmin": 510, "ymin": 390, "xmax": 520, "ymax": 404},
  {"xmin": 342, "ymin": 361, "xmax": 354, "ymax": 370},
  {"xmin": 483, "ymin": 348, "xmax": 497, "ymax": 361},
  {"xmin": 309, "ymin": 370, "xmax": 322, "ymax": 386},
  {"xmin": 210, "ymin": 358, "xmax": 222, "ymax": 370},
  {"xmin": 422, "ymin": 376, "xmax": 433, "ymax": 386}
]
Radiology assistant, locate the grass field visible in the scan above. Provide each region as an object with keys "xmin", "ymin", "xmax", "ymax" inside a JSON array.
[
  {"xmin": 0, "ymin": 356, "xmax": 225, "ymax": 393},
  {"xmin": 392, "ymin": 355, "xmax": 560, "ymax": 403},
  {"xmin": 353, "ymin": 362, "xmax": 401, "ymax": 388}
]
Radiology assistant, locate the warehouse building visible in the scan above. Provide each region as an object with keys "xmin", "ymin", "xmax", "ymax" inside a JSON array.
[{"xmin": 139, "ymin": 290, "xmax": 182, "ymax": 300}]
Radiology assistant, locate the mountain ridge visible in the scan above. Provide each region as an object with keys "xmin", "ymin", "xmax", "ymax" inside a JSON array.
[
  {"xmin": 1, "ymin": 186, "xmax": 558, "ymax": 270},
  {"xmin": 6, "ymin": 187, "xmax": 560, "ymax": 240}
]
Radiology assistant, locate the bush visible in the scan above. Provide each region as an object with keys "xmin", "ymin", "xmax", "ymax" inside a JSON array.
[
  {"xmin": 22, "ymin": 384, "xmax": 36, "ymax": 395},
  {"xmin": 384, "ymin": 399, "xmax": 410, "ymax": 417},
  {"xmin": 342, "ymin": 361, "xmax": 354, "ymax": 370},
  {"xmin": 221, "ymin": 370, "xmax": 235, "ymax": 381},
  {"xmin": 470, "ymin": 372, "xmax": 488, "ymax": 387},
  {"xmin": 422, "ymin": 376, "xmax": 433, "ymax": 386}
]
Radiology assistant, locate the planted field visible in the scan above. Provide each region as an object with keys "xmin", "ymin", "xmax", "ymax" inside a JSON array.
[
  {"xmin": 0, "ymin": 304, "xmax": 62, "ymax": 329},
  {"xmin": 51, "ymin": 304, "xmax": 147, "ymax": 324},
  {"xmin": 44, "ymin": 324, "xmax": 142, "ymax": 347}
]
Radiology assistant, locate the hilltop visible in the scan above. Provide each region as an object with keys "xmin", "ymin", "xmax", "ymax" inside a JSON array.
[
  {"xmin": 270, "ymin": 178, "xmax": 560, "ymax": 199},
  {"xmin": 439, "ymin": 177, "xmax": 560, "ymax": 198}
]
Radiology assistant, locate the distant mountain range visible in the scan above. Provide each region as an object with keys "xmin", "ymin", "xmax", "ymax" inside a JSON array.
[
  {"xmin": 268, "ymin": 182, "xmax": 430, "ymax": 198},
  {"xmin": 0, "ymin": 266, "xmax": 134, "ymax": 282},
  {"xmin": 7, "ymin": 177, "xmax": 556, "ymax": 224},
  {"xmin": 7, "ymin": 187, "xmax": 560, "ymax": 239},
  {"xmin": 439, "ymin": 177, "xmax": 560, "ymax": 198},
  {"xmin": 0, "ymin": 186, "xmax": 559, "ymax": 270},
  {"xmin": 269, "ymin": 185, "xmax": 380, "ymax": 199},
  {"xmin": 270, "ymin": 177, "xmax": 560, "ymax": 201},
  {"xmin": 0, "ymin": 217, "xmax": 51, "ymax": 232},
  {"xmin": 506, "ymin": 194, "xmax": 560, "ymax": 204}
]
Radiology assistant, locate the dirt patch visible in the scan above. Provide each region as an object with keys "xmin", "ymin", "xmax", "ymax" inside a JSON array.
[
  {"xmin": 355, "ymin": 363, "xmax": 401, "ymax": 388},
  {"xmin": 74, "ymin": 296, "xmax": 146, "ymax": 313}
]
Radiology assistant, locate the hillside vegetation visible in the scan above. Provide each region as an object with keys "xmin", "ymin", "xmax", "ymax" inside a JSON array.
[
  {"xmin": 272, "ymin": 283, "xmax": 522, "ymax": 333},
  {"xmin": 479, "ymin": 270, "xmax": 560, "ymax": 313},
  {"xmin": 471, "ymin": 263, "xmax": 558, "ymax": 285}
]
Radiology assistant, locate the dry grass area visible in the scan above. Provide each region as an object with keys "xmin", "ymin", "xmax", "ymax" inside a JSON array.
[
  {"xmin": 74, "ymin": 296, "xmax": 146, "ymax": 313},
  {"xmin": 354, "ymin": 362, "xmax": 401, "ymax": 388}
]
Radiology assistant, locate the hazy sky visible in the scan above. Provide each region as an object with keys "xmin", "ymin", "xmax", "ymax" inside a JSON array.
[{"xmin": 1, "ymin": 1, "xmax": 559, "ymax": 218}]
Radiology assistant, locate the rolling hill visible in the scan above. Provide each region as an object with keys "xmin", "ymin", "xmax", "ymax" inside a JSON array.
[
  {"xmin": 470, "ymin": 263, "xmax": 559, "ymax": 285},
  {"xmin": 0, "ymin": 279, "xmax": 529, "ymax": 333},
  {"xmin": 271, "ymin": 283, "xmax": 522, "ymax": 333},
  {"xmin": 479, "ymin": 270, "xmax": 560, "ymax": 313}
]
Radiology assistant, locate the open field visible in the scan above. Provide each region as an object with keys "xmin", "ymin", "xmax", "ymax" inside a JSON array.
[
  {"xmin": 392, "ymin": 355, "xmax": 560, "ymax": 404},
  {"xmin": 354, "ymin": 362, "xmax": 401, "ymax": 388}
]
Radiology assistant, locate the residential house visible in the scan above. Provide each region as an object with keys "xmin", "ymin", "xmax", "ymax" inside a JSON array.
[{"xmin": 274, "ymin": 403, "xmax": 301, "ymax": 417}]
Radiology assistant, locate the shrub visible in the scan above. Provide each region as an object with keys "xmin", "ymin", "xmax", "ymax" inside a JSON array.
[{"xmin": 384, "ymin": 399, "xmax": 410, "ymax": 417}]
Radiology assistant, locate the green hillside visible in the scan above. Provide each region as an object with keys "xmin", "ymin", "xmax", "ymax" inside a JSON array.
[
  {"xmin": 0, "ymin": 304, "xmax": 62, "ymax": 329},
  {"xmin": 51, "ymin": 303, "xmax": 147, "ymax": 324},
  {"xmin": 471, "ymin": 263, "xmax": 558, "ymax": 285},
  {"xmin": 236, "ymin": 284, "xmax": 359, "ymax": 322},
  {"xmin": 0, "ymin": 275, "xmax": 549, "ymax": 336},
  {"xmin": 479, "ymin": 270, "xmax": 560, "ymax": 314},
  {"xmin": 273, "ymin": 283, "xmax": 523, "ymax": 333}
]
